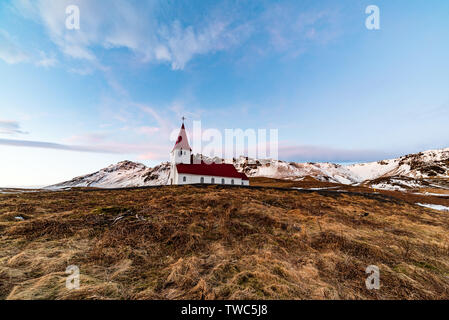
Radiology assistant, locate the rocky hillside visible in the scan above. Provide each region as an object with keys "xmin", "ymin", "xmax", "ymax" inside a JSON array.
[
  {"xmin": 47, "ymin": 161, "xmax": 170, "ymax": 189},
  {"xmin": 47, "ymin": 148, "xmax": 449, "ymax": 191},
  {"xmin": 235, "ymin": 148, "xmax": 449, "ymax": 183}
]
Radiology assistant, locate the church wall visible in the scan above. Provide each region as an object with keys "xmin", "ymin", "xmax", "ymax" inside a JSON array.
[
  {"xmin": 171, "ymin": 149, "xmax": 191, "ymax": 165},
  {"xmin": 177, "ymin": 174, "xmax": 245, "ymax": 185}
]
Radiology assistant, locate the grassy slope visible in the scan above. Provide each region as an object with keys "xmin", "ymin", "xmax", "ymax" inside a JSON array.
[
  {"xmin": 251, "ymin": 177, "xmax": 449, "ymax": 206},
  {"xmin": 1, "ymin": 182, "xmax": 449, "ymax": 300}
]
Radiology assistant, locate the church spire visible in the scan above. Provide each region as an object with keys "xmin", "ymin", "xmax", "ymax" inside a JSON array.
[{"xmin": 172, "ymin": 117, "xmax": 191, "ymax": 151}]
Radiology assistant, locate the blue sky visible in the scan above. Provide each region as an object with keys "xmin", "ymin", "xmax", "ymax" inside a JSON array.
[{"xmin": 1, "ymin": 0, "xmax": 449, "ymax": 187}]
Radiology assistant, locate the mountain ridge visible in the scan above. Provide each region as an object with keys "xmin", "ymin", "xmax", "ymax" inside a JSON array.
[{"xmin": 46, "ymin": 147, "xmax": 449, "ymax": 191}]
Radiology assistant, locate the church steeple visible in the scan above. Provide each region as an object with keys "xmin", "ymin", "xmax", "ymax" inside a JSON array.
[
  {"xmin": 170, "ymin": 118, "xmax": 192, "ymax": 165},
  {"xmin": 172, "ymin": 117, "xmax": 192, "ymax": 152}
]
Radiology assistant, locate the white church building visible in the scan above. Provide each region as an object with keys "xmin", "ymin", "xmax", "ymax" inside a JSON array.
[{"xmin": 168, "ymin": 121, "xmax": 250, "ymax": 186}]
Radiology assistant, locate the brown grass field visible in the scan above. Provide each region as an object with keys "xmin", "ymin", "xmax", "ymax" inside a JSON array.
[{"xmin": 1, "ymin": 178, "xmax": 449, "ymax": 300}]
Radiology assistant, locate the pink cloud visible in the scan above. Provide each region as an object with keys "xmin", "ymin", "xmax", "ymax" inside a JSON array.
[
  {"xmin": 137, "ymin": 151, "xmax": 165, "ymax": 160},
  {"xmin": 136, "ymin": 126, "xmax": 160, "ymax": 135}
]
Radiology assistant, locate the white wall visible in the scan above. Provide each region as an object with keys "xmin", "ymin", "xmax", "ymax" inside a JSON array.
[
  {"xmin": 170, "ymin": 149, "xmax": 191, "ymax": 165},
  {"xmin": 168, "ymin": 163, "xmax": 250, "ymax": 186},
  {"xmin": 177, "ymin": 174, "xmax": 247, "ymax": 185}
]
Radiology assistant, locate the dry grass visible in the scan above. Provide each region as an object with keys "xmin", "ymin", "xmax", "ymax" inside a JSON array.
[{"xmin": 1, "ymin": 183, "xmax": 449, "ymax": 300}]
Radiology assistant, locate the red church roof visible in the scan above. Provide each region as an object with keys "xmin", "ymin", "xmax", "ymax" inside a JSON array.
[{"xmin": 176, "ymin": 162, "xmax": 249, "ymax": 180}]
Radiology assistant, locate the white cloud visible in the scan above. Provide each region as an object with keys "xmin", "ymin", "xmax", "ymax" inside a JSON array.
[
  {"xmin": 10, "ymin": 1, "xmax": 342, "ymax": 73},
  {"xmin": 14, "ymin": 0, "xmax": 252, "ymax": 70},
  {"xmin": 262, "ymin": 5, "xmax": 341, "ymax": 57},
  {"xmin": 0, "ymin": 30, "xmax": 29, "ymax": 64},
  {"xmin": 155, "ymin": 45, "xmax": 171, "ymax": 61},
  {"xmin": 137, "ymin": 103, "xmax": 172, "ymax": 133},
  {"xmin": 0, "ymin": 120, "xmax": 28, "ymax": 135},
  {"xmin": 136, "ymin": 126, "xmax": 160, "ymax": 135},
  {"xmin": 68, "ymin": 67, "xmax": 93, "ymax": 75},
  {"xmin": 35, "ymin": 51, "xmax": 58, "ymax": 67},
  {"xmin": 0, "ymin": 137, "xmax": 122, "ymax": 154},
  {"xmin": 0, "ymin": 29, "xmax": 59, "ymax": 67},
  {"xmin": 66, "ymin": 133, "xmax": 108, "ymax": 144}
]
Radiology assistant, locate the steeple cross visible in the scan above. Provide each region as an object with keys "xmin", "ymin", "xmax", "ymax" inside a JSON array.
[{"xmin": 182, "ymin": 116, "xmax": 186, "ymax": 123}]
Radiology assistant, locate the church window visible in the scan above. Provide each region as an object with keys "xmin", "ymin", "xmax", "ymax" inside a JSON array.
[
  {"xmin": 211, "ymin": 178, "xmax": 215, "ymax": 184},
  {"xmin": 200, "ymin": 177, "xmax": 204, "ymax": 183},
  {"xmin": 231, "ymin": 179, "xmax": 234, "ymax": 185},
  {"xmin": 183, "ymin": 176, "xmax": 186, "ymax": 182},
  {"xmin": 221, "ymin": 178, "xmax": 225, "ymax": 184}
]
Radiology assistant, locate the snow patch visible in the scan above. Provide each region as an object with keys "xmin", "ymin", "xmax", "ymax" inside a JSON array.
[
  {"xmin": 413, "ymin": 192, "xmax": 449, "ymax": 197},
  {"xmin": 416, "ymin": 203, "xmax": 449, "ymax": 212}
]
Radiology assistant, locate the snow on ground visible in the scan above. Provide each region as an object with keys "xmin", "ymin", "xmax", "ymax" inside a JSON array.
[
  {"xmin": 413, "ymin": 192, "xmax": 449, "ymax": 197},
  {"xmin": 429, "ymin": 184, "xmax": 449, "ymax": 190},
  {"xmin": 370, "ymin": 183, "xmax": 406, "ymax": 192},
  {"xmin": 0, "ymin": 188, "xmax": 44, "ymax": 194},
  {"xmin": 418, "ymin": 148, "xmax": 449, "ymax": 162},
  {"xmin": 370, "ymin": 178, "xmax": 427, "ymax": 192},
  {"xmin": 416, "ymin": 203, "xmax": 449, "ymax": 212},
  {"xmin": 303, "ymin": 187, "xmax": 340, "ymax": 190},
  {"xmin": 389, "ymin": 179, "xmax": 420, "ymax": 188},
  {"xmin": 345, "ymin": 159, "xmax": 400, "ymax": 182}
]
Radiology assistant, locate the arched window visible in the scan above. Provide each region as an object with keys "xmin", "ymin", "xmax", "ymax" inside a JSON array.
[
  {"xmin": 231, "ymin": 179, "xmax": 234, "ymax": 185},
  {"xmin": 179, "ymin": 150, "xmax": 182, "ymax": 156},
  {"xmin": 242, "ymin": 181, "xmax": 244, "ymax": 185},
  {"xmin": 183, "ymin": 176, "xmax": 186, "ymax": 182},
  {"xmin": 211, "ymin": 178, "xmax": 215, "ymax": 184},
  {"xmin": 221, "ymin": 178, "xmax": 225, "ymax": 184},
  {"xmin": 200, "ymin": 177, "xmax": 204, "ymax": 183}
]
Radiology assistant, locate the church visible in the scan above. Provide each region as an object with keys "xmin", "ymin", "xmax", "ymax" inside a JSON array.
[{"xmin": 168, "ymin": 121, "xmax": 250, "ymax": 186}]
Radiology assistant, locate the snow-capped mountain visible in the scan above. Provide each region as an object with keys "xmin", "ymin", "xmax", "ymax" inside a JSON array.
[
  {"xmin": 346, "ymin": 148, "xmax": 449, "ymax": 191},
  {"xmin": 346, "ymin": 148, "xmax": 449, "ymax": 181},
  {"xmin": 47, "ymin": 148, "xmax": 449, "ymax": 191},
  {"xmin": 46, "ymin": 161, "xmax": 170, "ymax": 189},
  {"xmin": 235, "ymin": 148, "xmax": 449, "ymax": 182},
  {"xmin": 234, "ymin": 158, "xmax": 359, "ymax": 184}
]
